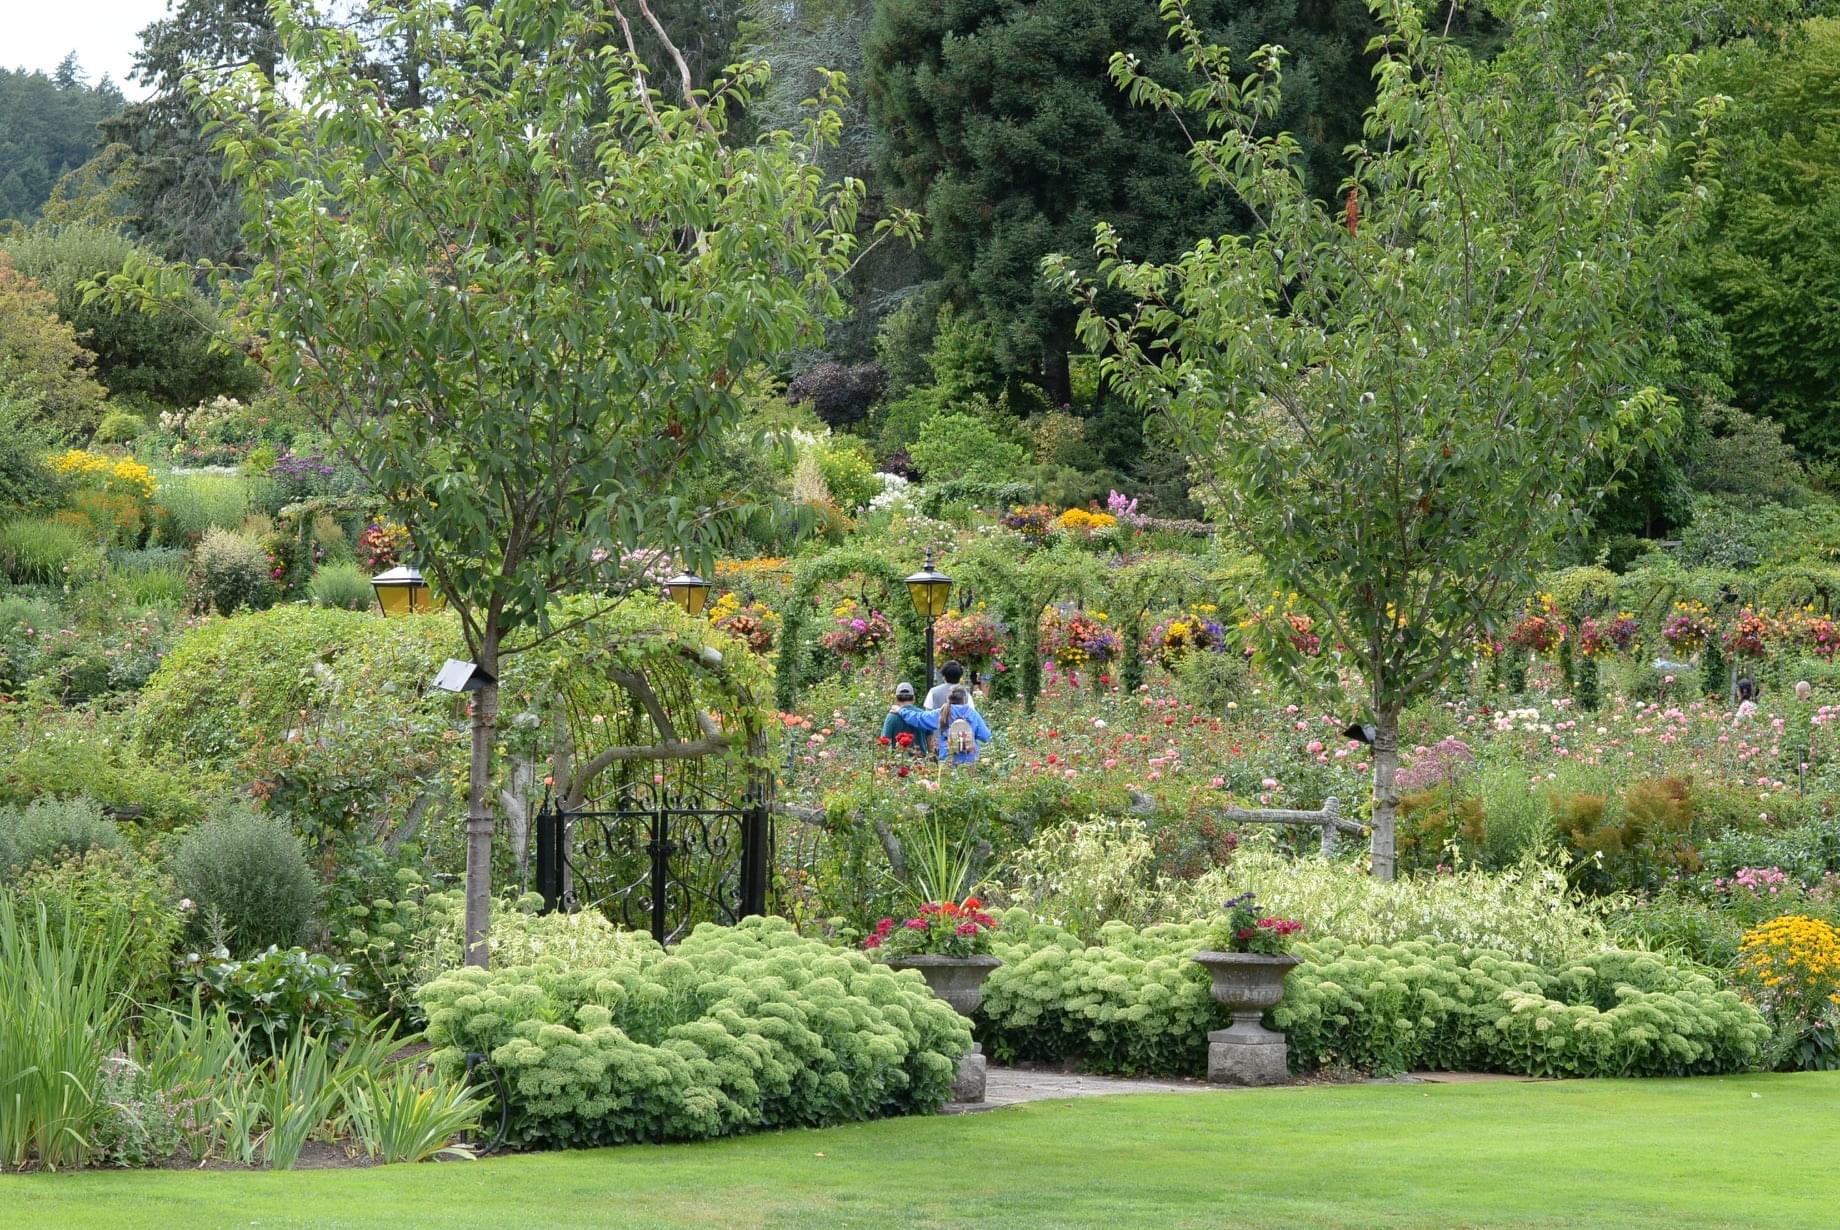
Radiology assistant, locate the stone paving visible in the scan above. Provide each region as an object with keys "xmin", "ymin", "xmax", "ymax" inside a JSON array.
[
  {"xmin": 943, "ymin": 1067, "xmax": 1224, "ymax": 1113},
  {"xmin": 943, "ymin": 1066, "xmax": 1537, "ymax": 1113}
]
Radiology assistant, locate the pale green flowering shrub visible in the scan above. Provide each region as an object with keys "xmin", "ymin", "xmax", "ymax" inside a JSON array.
[
  {"xmin": 1279, "ymin": 941, "xmax": 1769, "ymax": 1077},
  {"xmin": 409, "ymin": 889, "xmax": 660, "ymax": 977},
  {"xmin": 979, "ymin": 913, "xmax": 1215, "ymax": 1074},
  {"xmin": 987, "ymin": 823, "xmax": 1609, "ymax": 963},
  {"xmin": 979, "ymin": 916, "xmax": 1767, "ymax": 1079},
  {"xmin": 419, "ymin": 917, "xmax": 968, "ymax": 1148},
  {"xmin": 339, "ymin": 885, "xmax": 663, "ymax": 1018},
  {"xmin": 987, "ymin": 816, "xmax": 1173, "ymax": 938},
  {"xmin": 1180, "ymin": 848, "xmax": 1613, "ymax": 965}
]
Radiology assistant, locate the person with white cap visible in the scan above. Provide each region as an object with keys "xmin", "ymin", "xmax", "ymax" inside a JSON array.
[{"xmin": 880, "ymin": 681, "xmax": 931, "ymax": 753}]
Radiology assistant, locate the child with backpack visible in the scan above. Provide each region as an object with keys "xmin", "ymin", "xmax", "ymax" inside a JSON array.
[{"xmin": 897, "ymin": 686, "xmax": 991, "ymax": 766}]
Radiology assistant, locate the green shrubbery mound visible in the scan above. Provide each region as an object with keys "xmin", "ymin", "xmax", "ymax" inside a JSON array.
[
  {"xmin": 418, "ymin": 916, "xmax": 970, "ymax": 1149},
  {"xmin": 979, "ymin": 916, "xmax": 1768, "ymax": 1079}
]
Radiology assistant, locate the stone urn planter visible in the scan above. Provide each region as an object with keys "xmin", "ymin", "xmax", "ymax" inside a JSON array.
[
  {"xmin": 1192, "ymin": 951, "xmax": 1301, "ymax": 1087},
  {"xmin": 888, "ymin": 954, "xmax": 1002, "ymax": 1102}
]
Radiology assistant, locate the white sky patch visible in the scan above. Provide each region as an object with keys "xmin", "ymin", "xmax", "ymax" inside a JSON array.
[{"xmin": 6, "ymin": 0, "xmax": 172, "ymax": 99}]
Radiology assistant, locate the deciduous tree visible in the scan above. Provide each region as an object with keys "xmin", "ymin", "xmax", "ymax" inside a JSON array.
[
  {"xmin": 1052, "ymin": 0, "xmax": 1720, "ymax": 877},
  {"xmin": 106, "ymin": 0, "xmax": 889, "ymax": 960}
]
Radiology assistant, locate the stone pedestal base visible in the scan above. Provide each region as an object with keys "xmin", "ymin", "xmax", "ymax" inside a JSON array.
[
  {"xmin": 953, "ymin": 1042, "xmax": 988, "ymax": 1102},
  {"xmin": 1206, "ymin": 1016, "xmax": 1290, "ymax": 1087}
]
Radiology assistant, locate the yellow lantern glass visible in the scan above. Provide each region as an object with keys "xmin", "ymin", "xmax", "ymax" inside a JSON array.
[
  {"xmin": 665, "ymin": 572, "xmax": 712, "ymax": 617},
  {"xmin": 904, "ymin": 553, "xmax": 953, "ymax": 620},
  {"xmin": 371, "ymin": 566, "xmax": 437, "ymax": 615}
]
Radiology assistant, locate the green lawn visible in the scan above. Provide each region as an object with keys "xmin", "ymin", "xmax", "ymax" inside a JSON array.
[{"xmin": 5, "ymin": 1074, "xmax": 1835, "ymax": 1229}]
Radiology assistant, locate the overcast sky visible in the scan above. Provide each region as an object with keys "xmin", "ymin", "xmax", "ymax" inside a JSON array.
[{"xmin": 7, "ymin": 0, "xmax": 172, "ymax": 98}]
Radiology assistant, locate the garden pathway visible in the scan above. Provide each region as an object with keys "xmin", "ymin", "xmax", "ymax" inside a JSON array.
[
  {"xmin": 947, "ymin": 1068, "xmax": 1223, "ymax": 1113},
  {"xmin": 949, "ymin": 1067, "xmax": 1534, "ymax": 1113}
]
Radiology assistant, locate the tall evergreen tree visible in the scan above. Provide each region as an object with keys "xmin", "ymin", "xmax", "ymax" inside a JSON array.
[
  {"xmin": 0, "ymin": 63, "xmax": 124, "ymax": 224},
  {"xmin": 1687, "ymin": 19, "xmax": 1840, "ymax": 461},
  {"xmin": 865, "ymin": 0, "xmax": 1377, "ymax": 402},
  {"xmin": 100, "ymin": 0, "xmax": 283, "ymax": 265}
]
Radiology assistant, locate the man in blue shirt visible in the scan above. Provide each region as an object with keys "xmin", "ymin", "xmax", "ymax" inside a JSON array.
[{"xmin": 879, "ymin": 682, "xmax": 932, "ymax": 753}]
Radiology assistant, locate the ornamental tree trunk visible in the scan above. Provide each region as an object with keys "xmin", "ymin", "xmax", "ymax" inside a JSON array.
[
  {"xmin": 463, "ymin": 637, "xmax": 500, "ymax": 968},
  {"xmin": 1369, "ymin": 706, "xmax": 1401, "ymax": 882}
]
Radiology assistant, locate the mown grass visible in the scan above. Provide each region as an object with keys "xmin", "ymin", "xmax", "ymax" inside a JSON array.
[{"xmin": 5, "ymin": 1074, "xmax": 1835, "ymax": 1229}]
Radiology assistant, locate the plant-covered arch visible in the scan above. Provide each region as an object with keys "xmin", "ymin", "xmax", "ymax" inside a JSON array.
[
  {"xmin": 1109, "ymin": 552, "xmax": 1220, "ymax": 692},
  {"xmin": 1016, "ymin": 543, "xmax": 1116, "ymax": 710},
  {"xmin": 775, "ymin": 546, "xmax": 926, "ymax": 710},
  {"xmin": 945, "ymin": 537, "xmax": 1033, "ymax": 703},
  {"xmin": 517, "ymin": 596, "xmax": 777, "ymax": 811}
]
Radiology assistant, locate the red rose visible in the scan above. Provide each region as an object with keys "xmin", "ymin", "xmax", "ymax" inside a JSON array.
[
  {"xmin": 878, "ymin": 735, "xmax": 892, "ymax": 746},
  {"xmin": 896, "ymin": 732, "xmax": 914, "ymax": 748}
]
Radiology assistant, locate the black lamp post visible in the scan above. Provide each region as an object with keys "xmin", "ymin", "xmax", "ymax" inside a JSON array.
[
  {"xmin": 664, "ymin": 570, "xmax": 712, "ymax": 617},
  {"xmin": 904, "ymin": 549, "xmax": 953, "ymax": 697}
]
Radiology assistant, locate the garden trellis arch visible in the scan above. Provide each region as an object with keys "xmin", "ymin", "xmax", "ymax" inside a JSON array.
[
  {"xmin": 1109, "ymin": 553, "xmax": 1219, "ymax": 692},
  {"xmin": 944, "ymin": 539, "xmax": 1032, "ymax": 703},
  {"xmin": 1016, "ymin": 544, "xmax": 1117, "ymax": 711},
  {"xmin": 527, "ymin": 601, "xmax": 778, "ymax": 942},
  {"xmin": 774, "ymin": 546, "xmax": 927, "ymax": 711}
]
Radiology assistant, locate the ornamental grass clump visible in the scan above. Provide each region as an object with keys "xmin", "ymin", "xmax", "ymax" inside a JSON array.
[
  {"xmin": 863, "ymin": 898, "xmax": 999, "ymax": 959},
  {"xmin": 419, "ymin": 917, "xmax": 969, "ymax": 1149}
]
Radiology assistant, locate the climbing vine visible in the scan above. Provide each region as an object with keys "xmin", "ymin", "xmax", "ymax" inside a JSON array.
[
  {"xmin": 516, "ymin": 596, "xmax": 776, "ymax": 806},
  {"xmin": 945, "ymin": 538, "xmax": 1032, "ymax": 703},
  {"xmin": 775, "ymin": 546, "xmax": 926, "ymax": 711}
]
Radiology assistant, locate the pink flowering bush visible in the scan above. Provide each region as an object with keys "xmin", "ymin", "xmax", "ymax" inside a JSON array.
[{"xmin": 1395, "ymin": 737, "xmax": 1475, "ymax": 793}]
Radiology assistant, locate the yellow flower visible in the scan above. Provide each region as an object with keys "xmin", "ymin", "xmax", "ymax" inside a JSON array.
[{"xmin": 50, "ymin": 448, "xmax": 155, "ymax": 498}]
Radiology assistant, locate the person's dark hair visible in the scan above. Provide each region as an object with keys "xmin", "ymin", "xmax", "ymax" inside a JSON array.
[
  {"xmin": 1737, "ymin": 677, "xmax": 1759, "ymax": 702},
  {"xmin": 949, "ymin": 687, "xmax": 970, "ymax": 706},
  {"xmin": 941, "ymin": 660, "xmax": 964, "ymax": 684}
]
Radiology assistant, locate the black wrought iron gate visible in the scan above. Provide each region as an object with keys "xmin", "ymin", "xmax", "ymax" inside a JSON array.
[{"xmin": 533, "ymin": 778, "xmax": 769, "ymax": 943}]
